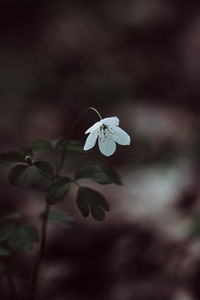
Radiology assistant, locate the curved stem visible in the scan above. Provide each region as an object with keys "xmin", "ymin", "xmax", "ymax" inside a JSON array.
[
  {"xmin": 28, "ymin": 106, "xmax": 102, "ymax": 300},
  {"xmin": 58, "ymin": 106, "xmax": 102, "ymax": 172},
  {"xmin": 28, "ymin": 205, "xmax": 50, "ymax": 300}
]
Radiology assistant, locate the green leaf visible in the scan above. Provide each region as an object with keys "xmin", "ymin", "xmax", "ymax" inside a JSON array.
[
  {"xmin": 0, "ymin": 151, "xmax": 25, "ymax": 165},
  {"xmin": 40, "ymin": 210, "xmax": 74, "ymax": 227},
  {"xmin": 189, "ymin": 214, "xmax": 200, "ymax": 239},
  {"xmin": 76, "ymin": 187, "xmax": 110, "ymax": 221},
  {"xmin": 0, "ymin": 223, "xmax": 17, "ymax": 243},
  {"xmin": 0, "ymin": 246, "xmax": 11, "ymax": 256},
  {"xmin": 9, "ymin": 224, "xmax": 39, "ymax": 251},
  {"xmin": 8, "ymin": 164, "xmax": 28, "ymax": 186},
  {"xmin": 56, "ymin": 139, "xmax": 84, "ymax": 153},
  {"xmin": 45, "ymin": 177, "xmax": 71, "ymax": 205},
  {"xmin": 1, "ymin": 211, "xmax": 24, "ymax": 221},
  {"xmin": 29, "ymin": 139, "xmax": 52, "ymax": 154},
  {"xmin": 75, "ymin": 164, "xmax": 122, "ymax": 185},
  {"xmin": 35, "ymin": 161, "xmax": 54, "ymax": 180}
]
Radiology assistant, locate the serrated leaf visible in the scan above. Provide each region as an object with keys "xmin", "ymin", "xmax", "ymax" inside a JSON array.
[
  {"xmin": 0, "ymin": 223, "xmax": 17, "ymax": 243},
  {"xmin": 45, "ymin": 177, "xmax": 71, "ymax": 205},
  {"xmin": 35, "ymin": 161, "xmax": 54, "ymax": 180},
  {"xmin": 75, "ymin": 164, "xmax": 122, "ymax": 185},
  {"xmin": 9, "ymin": 224, "xmax": 39, "ymax": 251},
  {"xmin": 76, "ymin": 187, "xmax": 110, "ymax": 221},
  {"xmin": 56, "ymin": 139, "xmax": 84, "ymax": 153},
  {"xmin": 8, "ymin": 164, "xmax": 28, "ymax": 186},
  {"xmin": 29, "ymin": 139, "xmax": 52, "ymax": 154},
  {"xmin": 0, "ymin": 246, "xmax": 11, "ymax": 256},
  {"xmin": 0, "ymin": 151, "xmax": 25, "ymax": 165},
  {"xmin": 40, "ymin": 210, "xmax": 73, "ymax": 227}
]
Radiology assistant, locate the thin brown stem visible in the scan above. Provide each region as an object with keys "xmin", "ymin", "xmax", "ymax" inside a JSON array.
[
  {"xmin": 28, "ymin": 106, "xmax": 101, "ymax": 300},
  {"xmin": 5, "ymin": 264, "xmax": 18, "ymax": 300},
  {"xmin": 28, "ymin": 205, "xmax": 50, "ymax": 300},
  {"xmin": 58, "ymin": 106, "xmax": 102, "ymax": 172}
]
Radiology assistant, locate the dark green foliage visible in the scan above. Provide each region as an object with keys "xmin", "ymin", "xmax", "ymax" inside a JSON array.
[
  {"xmin": 45, "ymin": 177, "xmax": 71, "ymax": 205},
  {"xmin": 29, "ymin": 139, "xmax": 52, "ymax": 154},
  {"xmin": 75, "ymin": 164, "xmax": 122, "ymax": 185},
  {"xmin": 8, "ymin": 164, "xmax": 28, "ymax": 186},
  {"xmin": 1, "ymin": 211, "xmax": 24, "ymax": 221},
  {"xmin": 0, "ymin": 223, "xmax": 16, "ymax": 243},
  {"xmin": 35, "ymin": 161, "xmax": 54, "ymax": 180},
  {"xmin": 0, "ymin": 246, "xmax": 11, "ymax": 256},
  {"xmin": 23, "ymin": 148, "xmax": 34, "ymax": 164},
  {"xmin": 23, "ymin": 148, "xmax": 34, "ymax": 158},
  {"xmin": 76, "ymin": 187, "xmax": 109, "ymax": 221},
  {"xmin": 0, "ymin": 220, "xmax": 39, "ymax": 253},
  {"xmin": 189, "ymin": 214, "xmax": 200, "ymax": 239},
  {"xmin": 8, "ymin": 224, "xmax": 39, "ymax": 251},
  {"xmin": 40, "ymin": 210, "xmax": 73, "ymax": 227},
  {"xmin": 0, "ymin": 151, "xmax": 25, "ymax": 165}
]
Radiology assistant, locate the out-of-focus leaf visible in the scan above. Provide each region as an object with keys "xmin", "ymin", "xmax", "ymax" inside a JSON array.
[
  {"xmin": 56, "ymin": 139, "xmax": 84, "ymax": 153},
  {"xmin": 75, "ymin": 164, "xmax": 122, "ymax": 185},
  {"xmin": 1, "ymin": 211, "xmax": 24, "ymax": 221},
  {"xmin": 8, "ymin": 164, "xmax": 28, "ymax": 186},
  {"xmin": 0, "ymin": 246, "xmax": 11, "ymax": 256},
  {"xmin": 0, "ymin": 223, "xmax": 17, "ymax": 243},
  {"xmin": 29, "ymin": 139, "xmax": 52, "ymax": 154},
  {"xmin": 9, "ymin": 224, "xmax": 39, "ymax": 251},
  {"xmin": 0, "ymin": 151, "xmax": 25, "ymax": 165},
  {"xmin": 189, "ymin": 215, "xmax": 200, "ymax": 239},
  {"xmin": 40, "ymin": 210, "xmax": 74, "ymax": 227},
  {"xmin": 76, "ymin": 187, "xmax": 109, "ymax": 221},
  {"xmin": 35, "ymin": 161, "xmax": 54, "ymax": 180},
  {"xmin": 45, "ymin": 177, "xmax": 71, "ymax": 205},
  {"xmin": 51, "ymin": 138, "xmax": 60, "ymax": 148}
]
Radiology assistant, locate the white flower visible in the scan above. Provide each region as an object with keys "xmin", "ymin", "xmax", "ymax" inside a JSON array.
[{"xmin": 84, "ymin": 116, "xmax": 131, "ymax": 156}]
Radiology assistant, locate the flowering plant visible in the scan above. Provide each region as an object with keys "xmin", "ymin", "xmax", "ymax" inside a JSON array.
[{"xmin": 0, "ymin": 107, "xmax": 130, "ymax": 300}]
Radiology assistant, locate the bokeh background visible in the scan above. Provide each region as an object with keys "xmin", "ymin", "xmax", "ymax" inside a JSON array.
[{"xmin": 1, "ymin": 0, "xmax": 200, "ymax": 299}]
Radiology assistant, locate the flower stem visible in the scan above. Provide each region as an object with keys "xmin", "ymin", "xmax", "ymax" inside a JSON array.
[
  {"xmin": 5, "ymin": 264, "xmax": 18, "ymax": 300},
  {"xmin": 58, "ymin": 106, "xmax": 102, "ymax": 172},
  {"xmin": 28, "ymin": 204, "xmax": 50, "ymax": 300},
  {"xmin": 88, "ymin": 107, "xmax": 102, "ymax": 120},
  {"xmin": 28, "ymin": 106, "xmax": 102, "ymax": 299}
]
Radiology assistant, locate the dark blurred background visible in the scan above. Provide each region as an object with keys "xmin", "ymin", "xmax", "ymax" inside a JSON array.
[{"xmin": 1, "ymin": 0, "xmax": 200, "ymax": 299}]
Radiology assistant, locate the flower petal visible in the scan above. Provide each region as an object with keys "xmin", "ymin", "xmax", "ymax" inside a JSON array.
[
  {"xmin": 84, "ymin": 130, "xmax": 98, "ymax": 151},
  {"xmin": 102, "ymin": 117, "xmax": 119, "ymax": 126},
  {"xmin": 85, "ymin": 120, "xmax": 102, "ymax": 134},
  {"xmin": 98, "ymin": 134, "xmax": 116, "ymax": 156},
  {"xmin": 111, "ymin": 125, "xmax": 131, "ymax": 145}
]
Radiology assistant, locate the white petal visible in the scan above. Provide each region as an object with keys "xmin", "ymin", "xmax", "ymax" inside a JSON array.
[
  {"xmin": 85, "ymin": 120, "xmax": 102, "ymax": 134},
  {"xmin": 102, "ymin": 117, "xmax": 119, "ymax": 126},
  {"xmin": 98, "ymin": 134, "xmax": 116, "ymax": 156},
  {"xmin": 84, "ymin": 130, "xmax": 98, "ymax": 151},
  {"xmin": 111, "ymin": 125, "xmax": 131, "ymax": 145}
]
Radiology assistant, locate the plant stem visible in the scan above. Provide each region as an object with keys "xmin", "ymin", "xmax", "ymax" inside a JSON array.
[
  {"xmin": 28, "ymin": 204, "xmax": 50, "ymax": 300},
  {"xmin": 6, "ymin": 264, "xmax": 18, "ymax": 300},
  {"xmin": 58, "ymin": 106, "xmax": 102, "ymax": 172},
  {"xmin": 28, "ymin": 106, "xmax": 102, "ymax": 299}
]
